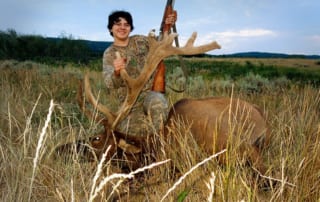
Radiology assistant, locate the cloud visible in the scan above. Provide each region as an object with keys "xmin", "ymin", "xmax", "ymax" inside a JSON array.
[
  {"xmin": 215, "ymin": 29, "xmax": 276, "ymax": 38},
  {"xmin": 179, "ymin": 17, "xmax": 218, "ymax": 28},
  {"xmin": 79, "ymin": 32, "xmax": 108, "ymax": 41},
  {"xmin": 218, "ymin": 29, "xmax": 276, "ymax": 53},
  {"xmin": 310, "ymin": 35, "xmax": 320, "ymax": 44},
  {"xmin": 181, "ymin": 28, "xmax": 275, "ymax": 45},
  {"xmin": 177, "ymin": 28, "xmax": 277, "ymax": 54}
]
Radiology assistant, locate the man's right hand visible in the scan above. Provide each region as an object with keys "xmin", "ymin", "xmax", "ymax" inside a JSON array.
[
  {"xmin": 113, "ymin": 52, "xmax": 126, "ymax": 76},
  {"xmin": 113, "ymin": 58, "xmax": 126, "ymax": 76}
]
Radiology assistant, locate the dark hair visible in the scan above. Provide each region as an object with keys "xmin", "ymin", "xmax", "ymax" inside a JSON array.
[{"xmin": 107, "ymin": 10, "xmax": 134, "ymax": 36}]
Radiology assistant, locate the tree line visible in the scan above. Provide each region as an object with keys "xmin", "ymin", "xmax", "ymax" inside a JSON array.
[{"xmin": 0, "ymin": 29, "xmax": 104, "ymax": 64}]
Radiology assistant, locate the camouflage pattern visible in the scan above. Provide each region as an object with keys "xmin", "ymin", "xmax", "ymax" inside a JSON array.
[{"xmin": 103, "ymin": 35, "xmax": 168, "ymax": 136}]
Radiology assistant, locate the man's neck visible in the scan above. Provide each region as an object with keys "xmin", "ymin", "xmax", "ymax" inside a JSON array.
[{"xmin": 114, "ymin": 38, "xmax": 129, "ymax": 47}]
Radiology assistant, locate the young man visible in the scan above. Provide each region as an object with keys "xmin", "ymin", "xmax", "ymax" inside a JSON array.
[{"xmin": 103, "ymin": 10, "xmax": 176, "ymax": 136}]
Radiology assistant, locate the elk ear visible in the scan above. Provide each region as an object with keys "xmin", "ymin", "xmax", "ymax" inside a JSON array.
[{"xmin": 118, "ymin": 139, "xmax": 142, "ymax": 154}]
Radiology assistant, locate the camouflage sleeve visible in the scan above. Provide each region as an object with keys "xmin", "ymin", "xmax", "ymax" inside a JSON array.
[{"xmin": 102, "ymin": 48, "xmax": 124, "ymax": 89}]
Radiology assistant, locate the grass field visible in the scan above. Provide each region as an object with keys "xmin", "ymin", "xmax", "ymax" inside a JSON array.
[
  {"xmin": 196, "ymin": 57, "xmax": 320, "ymax": 69},
  {"xmin": 0, "ymin": 58, "xmax": 319, "ymax": 201}
]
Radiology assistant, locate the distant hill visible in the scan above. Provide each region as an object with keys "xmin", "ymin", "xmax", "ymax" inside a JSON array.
[
  {"xmin": 46, "ymin": 37, "xmax": 112, "ymax": 54},
  {"xmin": 221, "ymin": 51, "xmax": 320, "ymax": 59},
  {"xmin": 81, "ymin": 40, "xmax": 112, "ymax": 54}
]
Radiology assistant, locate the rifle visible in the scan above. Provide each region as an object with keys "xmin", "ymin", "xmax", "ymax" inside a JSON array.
[{"xmin": 151, "ymin": 0, "xmax": 177, "ymax": 93}]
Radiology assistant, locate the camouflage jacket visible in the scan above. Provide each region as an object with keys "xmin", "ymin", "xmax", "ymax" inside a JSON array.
[{"xmin": 102, "ymin": 35, "xmax": 154, "ymax": 109}]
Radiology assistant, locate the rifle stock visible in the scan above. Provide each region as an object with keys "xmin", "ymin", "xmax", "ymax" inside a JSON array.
[
  {"xmin": 152, "ymin": 60, "xmax": 166, "ymax": 92},
  {"xmin": 151, "ymin": 0, "xmax": 177, "ymax": 93}
]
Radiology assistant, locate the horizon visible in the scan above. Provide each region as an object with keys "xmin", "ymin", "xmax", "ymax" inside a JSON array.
[
  {"xmin": 1, "ymin": 0, "xmax": 319, "ymax": 55},
  {"xmin": 80, "ymin": 38, "xmax": 320, "ymax": 57},
  {"xmin": 51, "ymin": 37, "xmax": 320, "ymax": 57}
]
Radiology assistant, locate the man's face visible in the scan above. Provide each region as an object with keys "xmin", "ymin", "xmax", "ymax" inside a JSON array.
[{"xmin": 111, "ymin": 17, "xmax": 131, "ymax": 41}]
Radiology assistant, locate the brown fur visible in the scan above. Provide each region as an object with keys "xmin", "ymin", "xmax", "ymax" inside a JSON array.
[{"xmin": 166, "ymin": 97, "xmax": 270, "ymax": 174}]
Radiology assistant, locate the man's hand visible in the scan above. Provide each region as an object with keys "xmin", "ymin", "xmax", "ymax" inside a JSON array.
[
  {"xmin": 165, "ymin": 11, "xmax": 177, "ymax": 25},
  {"xmin": 114, "ymin": 52, "xmax": 126, "ymax": 76}
]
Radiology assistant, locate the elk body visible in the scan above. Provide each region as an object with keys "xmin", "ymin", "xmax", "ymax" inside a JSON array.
[
  {"xmin": 55, "ymin": 32, "xmax": 269, "ymax": 177},
  {"xmin": 166, "ymin": 97, "xmax": 269, "ymax": 174}
]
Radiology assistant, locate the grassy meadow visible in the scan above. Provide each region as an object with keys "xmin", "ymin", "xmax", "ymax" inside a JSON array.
[{"xmin": 0, "ymin": 58, "xmax": 320, "ymax": 201}]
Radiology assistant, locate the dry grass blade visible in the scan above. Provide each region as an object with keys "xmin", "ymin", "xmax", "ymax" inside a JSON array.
[
  {"xmin": 89, "ymin": 159, "xmax": 171, "ymax": 201},
  {"xmin": 22, "ymin": 93, "xmax": 42, "ymax": 156},
  {"xmin": 252, "ymin": 166, "xmax": 296, "ymax": 188},
  {"xmin": 89, "ymin": 145, "xmax": 112, "ymax": 200},
  {"xmin": 161, "ymin": 149, "xmax": 226, "ymax": 202},
  {"xmin": 206, "ymin": 172, "xmax": 216, "ymax": 202},
  {"xmin": 28, "ymin": 99, "xmax": 55, "ymax": 202}
]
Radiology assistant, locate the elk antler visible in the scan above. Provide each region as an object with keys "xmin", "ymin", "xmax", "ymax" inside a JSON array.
[
  {"xmin": 84, "ymin": 75, "xmax": 117, "ymax": 127},
  {"xmin": 84, "ymin": 31, "xmax": 221, "ymax": 130},
  {"xmin": 77, "ymin": 79, "xmax": 109, "ymax": 126}
]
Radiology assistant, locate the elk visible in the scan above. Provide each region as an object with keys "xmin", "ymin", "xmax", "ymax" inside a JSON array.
[{"xmin": 55, "ymin": 32, "xmax": 270, "ymax": 176}]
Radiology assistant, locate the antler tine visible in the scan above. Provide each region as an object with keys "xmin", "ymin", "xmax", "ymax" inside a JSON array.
[
  {"xmin": 84, "ymin": 74, "xmax": 117, "ymax": 126},
  {"xmin": 77, "ymin": 78, "xmax": 108, "ymax": 125},
  {"xmin": 164, "ymin": 32, "xmax": 221, "ymax": 56}
]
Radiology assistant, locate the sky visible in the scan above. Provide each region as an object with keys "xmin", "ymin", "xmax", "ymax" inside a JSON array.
[{"xmin": 1, "ymin": 0, "xmax": 319, "ymax": 55}]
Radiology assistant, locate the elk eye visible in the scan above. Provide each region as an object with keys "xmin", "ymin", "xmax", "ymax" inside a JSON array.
[{"xmin": 93, "ymin": 136, "xmax": 100, "ymax": 142}]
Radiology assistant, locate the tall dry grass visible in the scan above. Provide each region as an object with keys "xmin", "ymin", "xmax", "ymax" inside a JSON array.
[{"xmin": 0, "ymin": 60, "xmax": 319, "ymax": 201}]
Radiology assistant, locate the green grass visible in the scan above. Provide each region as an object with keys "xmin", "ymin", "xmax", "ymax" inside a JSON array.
[
  {"xmin": 165, "ymin": 57, "xmax": 320, "ymax": 86},
  {"xmin": 1, "ymin": 59, "xmax": 320, "ymax": 201}
]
